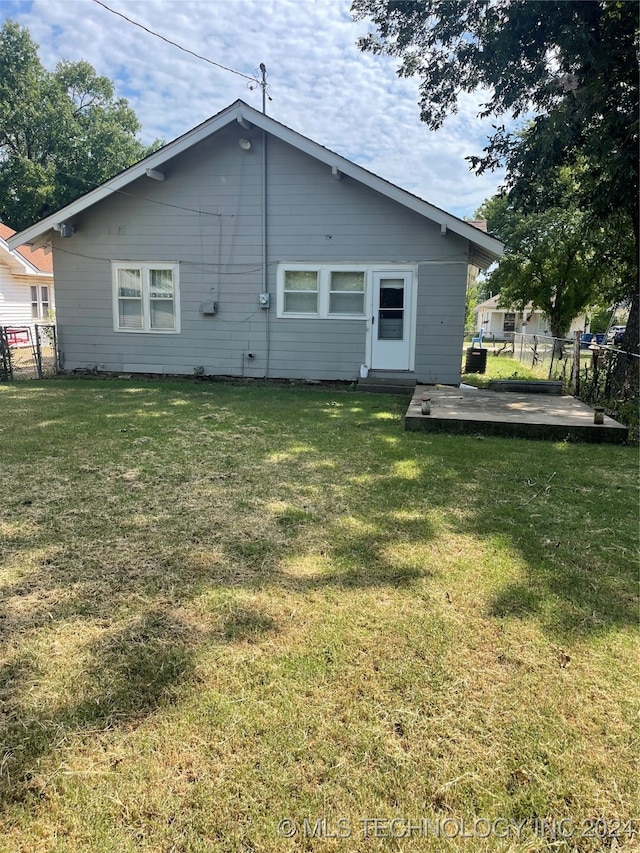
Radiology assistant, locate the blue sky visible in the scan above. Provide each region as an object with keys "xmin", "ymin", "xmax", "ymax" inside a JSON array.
[{"xmin": 0, "ymin": 0, "xmax": 507, "ymax": 219}]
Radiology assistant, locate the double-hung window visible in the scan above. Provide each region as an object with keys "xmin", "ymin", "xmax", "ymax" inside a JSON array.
[
  {"xmin": 31, "ymin": 285, "xmax": 51, "ymax": 320},
  {"xmin": 329, "ymin": 271, "xmax": 365, "ymax": 315},
  {"xmin": 283, "ymin": 270, "xmax": 319, "ymax": 314},
  {"xmin": 278, "ymin": 265, "xmax": 366, "ymax": 319},
  {"xmin": 112, "ymin": 263, "xmax": 180, "ymax": 333}
]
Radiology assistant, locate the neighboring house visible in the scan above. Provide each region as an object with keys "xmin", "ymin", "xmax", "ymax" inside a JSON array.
[
  {"xmin": 473, "ymin": 294, "xmax": 587, "ymax": 340},
  {"xmin": 7, "ymin": 100, "xmax": 502, "ymax": 384},
  {"xmin": 0, "ymin": 223, "xmax": 54, "ymax": 342}
]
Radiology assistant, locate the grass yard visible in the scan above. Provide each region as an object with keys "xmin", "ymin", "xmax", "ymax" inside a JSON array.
[
  {"xmin": 461, "ymin": 341, "xmax": 610, "ymax": 388},
  {"xmin": 462, "ymin": 352, "xmax": 543, "ymax": 387},
  {"xmin": 460, "ymin": 343, "xmax": 583, "ymax": 388},
  {"xmin": 0, "ymin": 378, "xmax": 637, "ymax": 852}
]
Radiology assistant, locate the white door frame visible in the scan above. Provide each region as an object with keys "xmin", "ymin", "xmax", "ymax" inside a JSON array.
[{"xmin": 367, "ymin": 268, "xmax": 417, "ymax": 371}]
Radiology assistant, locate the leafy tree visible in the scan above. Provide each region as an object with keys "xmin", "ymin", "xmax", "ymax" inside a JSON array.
[
  {"xmin": 587, "ymin": 306, "xmax": 616, "ymax": 336},
  {"xmin": 464, "ymin": 279, "xmax": 480, "ymax": 335},
  {"xmin": 352, "ymin": 0, "xmax": 639, "ymax": 384},
  {"xmin": 0, "ymin": 20, "xmax": 161, "ymax": 230},
  {"xmin": 477, "ymin": 191, "xmax": 605, "ymax": 341}
]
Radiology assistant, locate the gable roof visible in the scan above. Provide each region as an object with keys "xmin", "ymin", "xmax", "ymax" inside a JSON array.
[
  {"xmin": 6, "ymin": 99, "xmax": 503, "ymax": 269},
  {"xmin": 0, "ymin": 223, "xmax": 53, "ymax": 276}
]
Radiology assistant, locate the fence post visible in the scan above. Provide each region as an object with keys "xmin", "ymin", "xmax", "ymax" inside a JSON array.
[
  {"xmin": 51, "ymin": 325, "xmax": 59, "ymax": 373},
  {"xmin": 573, "ymin": 331, "xmax": 581, "ymax": 396},
  {"xmin": 0, "ymin": 327, "xmax": 12, "ymax": 380},
  {"xmin": 34, "ymin": 324, "xmax": 43, "ymax": 379}
]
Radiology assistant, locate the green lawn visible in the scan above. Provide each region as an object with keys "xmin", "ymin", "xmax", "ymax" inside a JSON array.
[
  {"xmin": 461, "ymin": 342, "xmax": 577, "ymax": 387},
  {"xmin": 1, "ymin": 378, "xmax": 637, "ymax": 852},
  {"xmin": 462, "ymin": 352, "xmax": 543, "ymax": 386}
]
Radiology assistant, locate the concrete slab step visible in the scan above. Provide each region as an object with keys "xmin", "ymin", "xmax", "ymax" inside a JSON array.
[
  {"xmin": 357, "ymin": 379, "xmax": 417, "ymax": 395},
  {"xmin": 357, "ymin": 376, "xmax": 418, "ymax": 395},
  {"xmin": 488, "ymin": 379, "xmax": 563, "ymax": 394}
]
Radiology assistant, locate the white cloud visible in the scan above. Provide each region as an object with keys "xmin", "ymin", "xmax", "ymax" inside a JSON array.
[{"xmin": 3, "ymin": 0, "xmax": 509, "ymax": 217}]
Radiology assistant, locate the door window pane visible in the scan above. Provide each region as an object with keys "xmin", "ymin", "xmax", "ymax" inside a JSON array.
[
  {"xmin": 378, "ymin": 280, "xmax": 404, "ymax": 340},
  {"xmin": 380, "ymin": 281, "xmax": 404, "ymax": 309},
  {"xmin": 378, "ymin": 314, "xmax": 404, "ymax": 340}
]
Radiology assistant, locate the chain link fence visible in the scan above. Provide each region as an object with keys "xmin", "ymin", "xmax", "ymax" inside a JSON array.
[
  {"xmin": 511, "ymin": 332, "xmax": 575, "ymax": 383},
  {"xmin": 0, "ymin": 325, "xmax": 59, "ymax": 380},
  {"xmin": 508, "ymin": 331, "xmax": 639, "ymax": 406}
]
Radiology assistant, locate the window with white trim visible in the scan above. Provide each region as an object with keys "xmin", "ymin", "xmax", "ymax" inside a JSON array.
[
  {"xmin": 329, "ymin": 271, "xmax": 365, "ymax": 315},
  {"xmin": 112, "ymin": 263, "xmax": 180, "ymax": 333},
  {"xmin": 31, "ymin": 285, "xmax": 51, "ymax": 320},
  {"xmin": 278, "ymin": 265, "xmax": 366, "ymax": 319},
  {"xmin": 283, "ymin": 270, "xmax": 319, "ymax": 314}
]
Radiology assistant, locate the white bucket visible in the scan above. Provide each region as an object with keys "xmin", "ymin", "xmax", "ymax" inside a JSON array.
[{"xmin": 360, "ymin": 364, "xmax": 369, "ymax": 378}]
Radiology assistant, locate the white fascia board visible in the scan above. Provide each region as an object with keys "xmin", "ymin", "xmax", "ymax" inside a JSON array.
[
  {"xmin": 13, "ymin": 265, "xmax": 53, "ymax": 279},
  {"xmin": 0, "ymin": 241, "xmax": 33, "ymax": 275},
  {"xmin": 12, "ymin": 267, "xmax": 53, "ymax": 279},
  {"xmin": 0, "ymin": 238, "xmax": 51, "ymax": 276},
  {"xmin": 7, "ymin": 99, "xmax": 504, "ymax": 265},
  {"xmin": 6, "ymin": 102, "xmax": 250, "ymax": 251}
]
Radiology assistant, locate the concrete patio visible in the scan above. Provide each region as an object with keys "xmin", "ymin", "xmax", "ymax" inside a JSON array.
[{"xmin": 405, "ymin": 385, "xmax": 628, "ymax": 443}]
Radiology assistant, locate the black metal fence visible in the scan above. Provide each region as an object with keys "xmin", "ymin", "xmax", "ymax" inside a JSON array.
[
  {"xmin": 509, "ymin": 331, "xmax": 639, "ymax": 403},
  {"xmin": 577, "ymin": 346, "xmax": 640, "ymax": 406},
  {"xmin": 0, "ymin": 325, "xmax": 59, "ymax": 380},
  {"xmin": 511, "ymin": 332, "xmax": 579, "ymax": 382}
]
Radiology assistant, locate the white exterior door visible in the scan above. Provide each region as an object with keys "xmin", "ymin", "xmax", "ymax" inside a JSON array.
[{"xmin": 370, "ymin": 272, "xmax": 413, "ymax": 370}]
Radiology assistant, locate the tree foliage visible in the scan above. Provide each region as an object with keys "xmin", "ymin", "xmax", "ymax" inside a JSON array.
[
  {"xmin": 0, "ymin": 20, "xmax": 161, "ymax": 231},
  {"xmin": 477, "ymin": 190, "xmax": 605, "ymax": 339},
  {"xmin": 352, "ymin": 0, "xmax": 639, "ymax": 364}
]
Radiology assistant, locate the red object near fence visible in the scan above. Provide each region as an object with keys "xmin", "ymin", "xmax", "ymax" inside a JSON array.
[{"xmin": 5, "ymin": 327, "xmax": 31, "ymax": 347}]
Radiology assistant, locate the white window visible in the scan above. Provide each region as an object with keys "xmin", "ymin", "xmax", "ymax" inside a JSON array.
[
  {"xmin": 31, "ymin": 285, "xmax": 51, "ymax": 320},
  {"xmin": 278, "ymin": 265, "xmax": 366, "ymax": 319},
  {"xmin": 112, "ymin": 263, "xmax": 180, "ymax": 333},
  {"xmin": 283, "ymin": 270, "xmax": 319, "ymax": 314},
  {"xmin": 329, "ymin": 271, "xmax": 365, "ymax": 315}
]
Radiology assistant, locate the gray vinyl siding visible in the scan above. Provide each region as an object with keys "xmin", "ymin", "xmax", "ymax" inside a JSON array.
[
  {"xmin": 52, "ymin": 125, "xmax": 470, "ymax": 382},
  {"xmin": 413, "ymin": 263, "xmax": 468, "ymax": 384}
]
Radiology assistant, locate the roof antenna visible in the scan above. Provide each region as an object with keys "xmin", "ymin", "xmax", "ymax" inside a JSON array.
[{"xmin": 249, "ymin": 63, "xmax": 272, "ymax": 114}]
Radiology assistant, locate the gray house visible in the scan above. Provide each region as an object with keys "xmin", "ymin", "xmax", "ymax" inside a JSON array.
[{"xmin": 8, "ymin": 100, "xmax": 502, "ymax": 384}]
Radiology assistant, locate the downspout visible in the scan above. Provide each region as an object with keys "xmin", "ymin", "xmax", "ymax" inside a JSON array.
[
  {"xmin": 257, "ymin": 64, "xmax": 271, "ymax": 378},
  {"xmin": 263, "ymin": 127, "xmax": 269, "ymax": 378}
]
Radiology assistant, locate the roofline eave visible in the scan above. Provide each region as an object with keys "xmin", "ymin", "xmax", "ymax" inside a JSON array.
[
  {"xmin": 0, "ymin": 240, "xmax": 52, "ymax": 276},
  {"xmin": 7, "ymin": 100, "xmax": 503, "ymax": 263}
]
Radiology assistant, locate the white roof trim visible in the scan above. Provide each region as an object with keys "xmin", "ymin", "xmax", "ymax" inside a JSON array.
[
  {"xmin": 0, "ymin": 236, "xmax": 53, "ymax": 278},
  {"xmin": 7, "ymin": 99, "xmax": 503, "ymax": 265}
]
